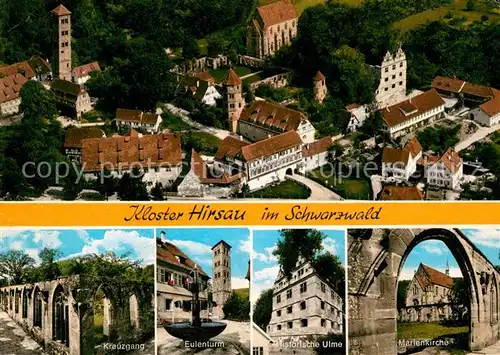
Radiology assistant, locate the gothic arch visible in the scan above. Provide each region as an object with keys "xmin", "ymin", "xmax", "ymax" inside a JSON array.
[
  {"xmin": 491, "ymin": 273, "xmax": 498, "ymax": 325},
  {"xmin": 33, "ymin": 286, "xmax": 43, "ymax": 328},
  {"xmin": 21, "ymin": 287, "xmax": 28, "ymax": 319},
  {"xmin": 348, "ymin": 228, "xmax": 499, "ymax": 355},
  {"xmin": 52, "ymin": 284, "xmax": 69, "ymax": 347}
]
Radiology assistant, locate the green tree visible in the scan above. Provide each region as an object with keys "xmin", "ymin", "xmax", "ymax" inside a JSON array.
[
  {"xmin": 116, "ymin": 167, "xmax": 150, "ymax": 201},
  {"xmin": 0, "ymin": 157, "xmax": 28, "ymax": 200},
  {"xmin": 450, "ymin": 278, "xmax": 470, "ymax": 324},
  {"xmin": 222, "ymin": 292, "xmax": 250, "ymax": 321},
  {"xmin": 39, "ymin": 248, "xmax": 62, "ymax": 282},
  {"xmin": 397, "ymin": 280, "xmax": 410, "ymax": 311},
  {"xmin": 466, "ymin": 0, "xmax": 477, "ymax": 11},
  {"xmin": 273, "ymin": 229, "xmax": 323, "ymax": 279},
  {"xmin": 253, "ymin": 288, "xmax": 274, "ymax": 330},
  {"xmin": 19, "ymin": 81, "xmax": 58, "ymax": 124},
  {"xmin": 182, "ymin": 37, "xmax": 201, "ymax": 59},
  {"xmin": 62, "ymin": 163, "xmax": 85, "ymax": 201},
  {"xmin": 0, "ymin": 250, "xmax": 35, "ymax": 284},
  {"xmin": 94, "ymin": 168, "xmax": 118, "ymax": 201}
]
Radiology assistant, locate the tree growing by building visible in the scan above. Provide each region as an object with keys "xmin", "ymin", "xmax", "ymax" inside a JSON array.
[
  {"xmin": 222, "ymin": 292, "xmax": 250, "ymax": 321},
  {"xmin": 273, "ymin": 229, "xmax": 345, "ymax": 296},
  {"xmin": 253, "ymin": 288, "xmax": 274, "ymax": 330}
]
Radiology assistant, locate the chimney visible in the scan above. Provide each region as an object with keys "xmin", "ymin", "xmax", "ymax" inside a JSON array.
[{"xmin": 160, "ymin": 231, "xmax": 166, "ymax": 243}]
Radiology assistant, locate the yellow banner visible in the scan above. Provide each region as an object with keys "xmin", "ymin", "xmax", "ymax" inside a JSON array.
[{"xmin": 0, "ymin": 202, "xmax": 499, "ymax": 226}]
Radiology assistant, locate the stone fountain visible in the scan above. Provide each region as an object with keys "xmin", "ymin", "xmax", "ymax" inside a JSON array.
[{"xmin": 164, "ymin": 265, "xmax": 227, "ymax": 342}]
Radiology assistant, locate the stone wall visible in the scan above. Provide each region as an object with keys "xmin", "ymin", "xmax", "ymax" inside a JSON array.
[
  {"xmin": 172, "ymin": 55, "xmax": 229, "ymax": 74},
  {"xmin": 250, "ymin": 73, "xmax": 290, "ymax": 90},
  {"xmin": 348, "ymin": 228, "xmax": 500, "ymax": 355},
  {"xmin": 0, "ymin": 276, "xmax": 153, "ymax": 355}
]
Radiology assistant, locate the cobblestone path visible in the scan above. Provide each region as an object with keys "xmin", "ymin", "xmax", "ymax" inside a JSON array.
[{"xmin": 0, "ymin": 311, "xmax": 47, "ymax": 355}]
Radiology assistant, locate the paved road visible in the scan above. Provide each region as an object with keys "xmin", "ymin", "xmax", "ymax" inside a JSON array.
[
  {"xmin": 0, "ymin": 311, "xmax": 47, "ymax": 355},
  {"xmin": 287, "ymin": 174, "xmax": 342, "ymax": 200},
  {"xmin": 455, "ymin": 122, "xmax": 500, "ymax": 152},
  {"xmin": 162, "ymin": 103, "xmax": 230, "ymax": 140}
]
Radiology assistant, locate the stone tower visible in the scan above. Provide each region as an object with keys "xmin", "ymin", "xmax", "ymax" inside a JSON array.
[
  {"xmin": 212, "ymin": 240, "xmax": 232, "ymax": 316},
  {"xmin": 445, "ymin": 259, "xmax": 450, "ymax": 276},
  {"xmin": 374, "ymin": 44, "xmax": 407, "ymax": 109},
  {"xmin": 313, "ymin": 71, "xmax": 327, "ymax": 103},
  {"xmin": 223, "ymin": 69, "xmax": 244, "ymax": 133},
  {"xmin": 52, "ymin": 5, "xmax": 72, "ymax": 81}
]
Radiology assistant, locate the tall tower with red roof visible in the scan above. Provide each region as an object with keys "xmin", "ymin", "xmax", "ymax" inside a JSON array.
[{"xmin": 223, "ymin": 68, "xmax": 245, "ymax": 133}]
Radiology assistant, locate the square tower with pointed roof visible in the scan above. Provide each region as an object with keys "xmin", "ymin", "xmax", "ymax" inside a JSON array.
[{"xmin": 52, "ymin": 5, "xmax": 72, "ymax": 81}]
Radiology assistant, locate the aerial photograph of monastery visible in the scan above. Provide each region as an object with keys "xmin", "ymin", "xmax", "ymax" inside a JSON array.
[
  {"xmin": 252, "ymin": 229, "xmax": 346, "ymax": 354},
  {"xmin": 0, "ymin": 0, "xmax": 498, "ymax": 201},
  {"xmin": 347, "ymin": 228, "xmax": 500, "ymax": 355},
  {"xmin": 156, "ymin": 228, "xmax": 250, "ymax": 354},
  {"xmin": 0, "ymin": 228, "xmax": 155, "ymax": 355}
]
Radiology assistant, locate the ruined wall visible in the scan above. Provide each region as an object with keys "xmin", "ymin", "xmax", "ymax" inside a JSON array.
[{"xmin": 348, "ymin": 228, "xmax": 500, "ymax": 355}]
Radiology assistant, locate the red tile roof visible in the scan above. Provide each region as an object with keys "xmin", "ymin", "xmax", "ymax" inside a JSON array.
[
  {"xmin": 0, "ymin": 61, "xmax": 36, "ymax": 79},
  {"xmin": 241, "ymin": 130, "xmax": 302, "ymax": 162},
  {"xmin": 193, "ymin": 71, "xmax": 215, "ymax": 84},
  {"xmin": 0, "ymin": 74, "xmax": 28, "ymax": 103},
  {"xmin": 81, "ymin": 132, "xmax": 181, "ymax": 172},
  {"xmin": 382, "ymin": 89, "xmax": 445, "ymax": 128},
  {"xmin": 302, "ymin": 136, "xmax": 332, "ymax": 157},
  {"xmin": 428, "ymin": 148, "xmax": 462, "ymax": 174},
  {"xmin": 239, "ymin": 100, "xmax": 308, "ymax": 132},
  {"xmin": 403, "ymin": 137, "xmax": 423, "ymax": 158},
  {"xmin": 257, "ymin": 0, "xmax": 298, "ymax": 29},
  {"xmin": 313, "ymin": 71, "xmax": 325, "ymax": 82},
  {"xmin": 52, "ymin": 5, "xmax": 71, "ymax": 16},
  {"xmin": 157, "ymin": 241, "xmax": 208, "ymax": 277},
  {"xmin": 379, "ymin": 185, "xmax": 423, "ymax": 200},
  {"xmin": 64, "ymin": 127, "xmax": 105, "ymax": 149},
  {"xmin": 418, "ymin": 263, "xmax": 454, "ymax": 289},
  {"xmin": 345, "ymin": 103, "xmax": 360, "ymax": 111},
  {"xmin": 215, "ymin": 136, "xmax": 251, "ymax": 160},
  {"xmin": 479, "ymin": 90, "xmax": 500, "ymax": 117},
  {"xmin": 462, "ymin": 82, "xmax": 494, "ymax": 98},
  {"xmin": 191, "ymin": 149, "xmax": 244, "ymax": 184},
  {"xmin": 382, "ymin": 146, "xmax": 410, "ymax": 165},
  {"xmin": 115, "ymin": 108, "xmax": 160, "ymax": 125},
  {"xmin": 73, "ymin": 62, "xmax": 101, "ymax": 79},
  {"xmin": 224, "ymin": 68, "xmax": 242, "ymax": 86},
  {"xmin": 431, "ymin": 76, "xmax": 465, "ymax": 94}
]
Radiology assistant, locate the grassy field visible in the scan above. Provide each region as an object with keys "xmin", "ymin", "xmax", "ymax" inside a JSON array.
[
  {"xmin": 188, "ymin": 132, "xmax": 222, "ymax": 155},
  {"xmin": 197, "ymin": 38, "xmax": 208, "ymax": 55},
  {"xmin": 210, "ymin": 66, "xmax": 255, "ymax": 83},
  {"xmin": 94, "ymin": 313, "xmax": 105, "ymax": 344},
  {"xmin": 394, "ymin": 0, "xmax": 500, "ymax": 32},
  {"xmin": 309, "ymin": 166, "xmax": 371, "ymax": 199},
  {"xmin": 397, "ymin": 322, "xmax": 468, "ymax": 340},
  {"xmin": 257, "ymin": 0, "xmax": 362, "ymax": 15},
  {"xmin": 161, "ymin": 113, "xmax": 193, "ymax": 132},
  {"xmin": 246, "ymin": 180, "xmax": 311, "ymax": 199}
]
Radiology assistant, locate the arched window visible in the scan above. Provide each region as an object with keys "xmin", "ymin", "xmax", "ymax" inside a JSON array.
[
  {"xmin": 52, "ymin": 285, "xmax": 69, "ymax": 347},
  {"xmin": 14, "ymin": 290, "xmax": 20, "ymax": 314},
  {"xmin": 491, "ymin": 278, "xmax": 498, "ymax": 325},
  {"xmin": 34, "ymin": 287, "xmax": 43, "ymax": 328}
]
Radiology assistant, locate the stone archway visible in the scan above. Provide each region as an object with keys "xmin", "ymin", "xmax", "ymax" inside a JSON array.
[
  {"xmin": 286, "ymin": 168, "xmax": 293, "ymax": 175},
  {"xmin": 348, "ymin": 228, "xmax": 500, "ymax": 355}
]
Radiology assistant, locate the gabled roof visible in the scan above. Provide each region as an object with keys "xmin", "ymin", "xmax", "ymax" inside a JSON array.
[
  {"xmin": 479, "ymin": 90, "xmax": 500, "ymax": 117},
  {"xmin": 382, "ymin": 146, "xmax": 410, "ymax": 166},
  {"xmin": 240, "ymin": 131, "xmax": 302, "ymax": 162},
  {"xmin": 157, "ymin": 240, "xmax": 208, "ymax": 277},
  {"xmin": 403, "ymin": 137, "xmax": 423, "ymax": 158},
  {"xmin": 0, "ymin": 61, "xmax": 35, "ymax": 79},
  {"xmin": 215, "ymin": 136, "xmax": 251, "ymax": 160},
  {"xmin": 193, "ymin": 71, "xmax": 215, "ymax": 84},
  {"xmin": 191, "ymin": 149, "xmax": 244, "ymax": 184},
  {"xmin": 239, "ymin": 100, "xmax": 308, "ymax": 132},
  {"xmin": 428, "ymin": 148, "xmax": 462, "ymax": 174},
  {"xmin": 432, "ymin": 76, "xmax": 465, "ymax": 94},
  {"xmin": 52, "ymin": 5, "xmax": 71, "ymax": 16},
  {"xmin": 81, "ymin": 132, "xmax": 182, "ymax": 172},
  {"xmin": 302, "ymin": 136, "xmax": 332, "ymax": 157},
  {"xmin": 379, "ymin": 185, "xmax": 424, "ymax": 201},
  {"xmin": 223, "ymin": 68, "xmax": 242, "ymax": 86},
  {"xmin": 382, "ymin": 89, "xmax": 445, "ymax": 128},
  {"xmin": 115, "ymin": 108, "xmax": 160, "ymax": 125},
  {"xmin": 313, "ymin": 71, "xmax": 325, "ymax": 82},
  {"xmin": 73, "ymin": 62, "xmax": 101, "ymax": 78},
  {"xmin": 417, "ymin": 263, "xmax": 454, "ymax": 289},
  {"xmin": 51, "ymin": 79, "xmax": 84, "ymax": 96},
  {"xmin": 257, "ymin": 0, "xmax": 298, "ymax": 29},
  {"xmin": 64, "ymin": 127, "xmax": 105, "ymax": 149},
  {"xmin": 0, "ymin": 73, "xmax": 28, "ymax": 103}
]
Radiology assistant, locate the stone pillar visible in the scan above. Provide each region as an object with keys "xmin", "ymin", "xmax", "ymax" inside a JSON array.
[
  {"xmin": 130, "ymin": 294, "xmax": 140, "ymax": 329},
  {"xmin": 68, "ymin": 292, "xmax": 82, "ymax": 355},
  {"xmin": 103, "ymin": 297, "xmax": 112, "ymax": 337}
]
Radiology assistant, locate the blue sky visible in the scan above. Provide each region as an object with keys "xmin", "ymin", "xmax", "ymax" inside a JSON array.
[
  {"xmin": 158, "ymin": 228, "xmax": 251, "ymax": 290},
  {"xmin": 0, "ymin": 229, "xmax": 155, "ymax": 265},
  {"xmin": 252, "ymin": 229, "xmax": 345, "ymax": 303},
  {"xmin": 400, "ymin": 228, "xmax": 499, "ymax": 280}
]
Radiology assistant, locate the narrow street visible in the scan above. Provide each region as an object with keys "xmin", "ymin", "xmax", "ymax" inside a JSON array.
[
  {"xmin": 0, "ymin": 311, "xmax": 47, "ymax": 355},
  {"xmin": 286, "ymin": 174, "xmax": 342, "ymax": 200},
  {"xmin": 455, "ymin": 122, "xmax": 500, "ymax": 152}
]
